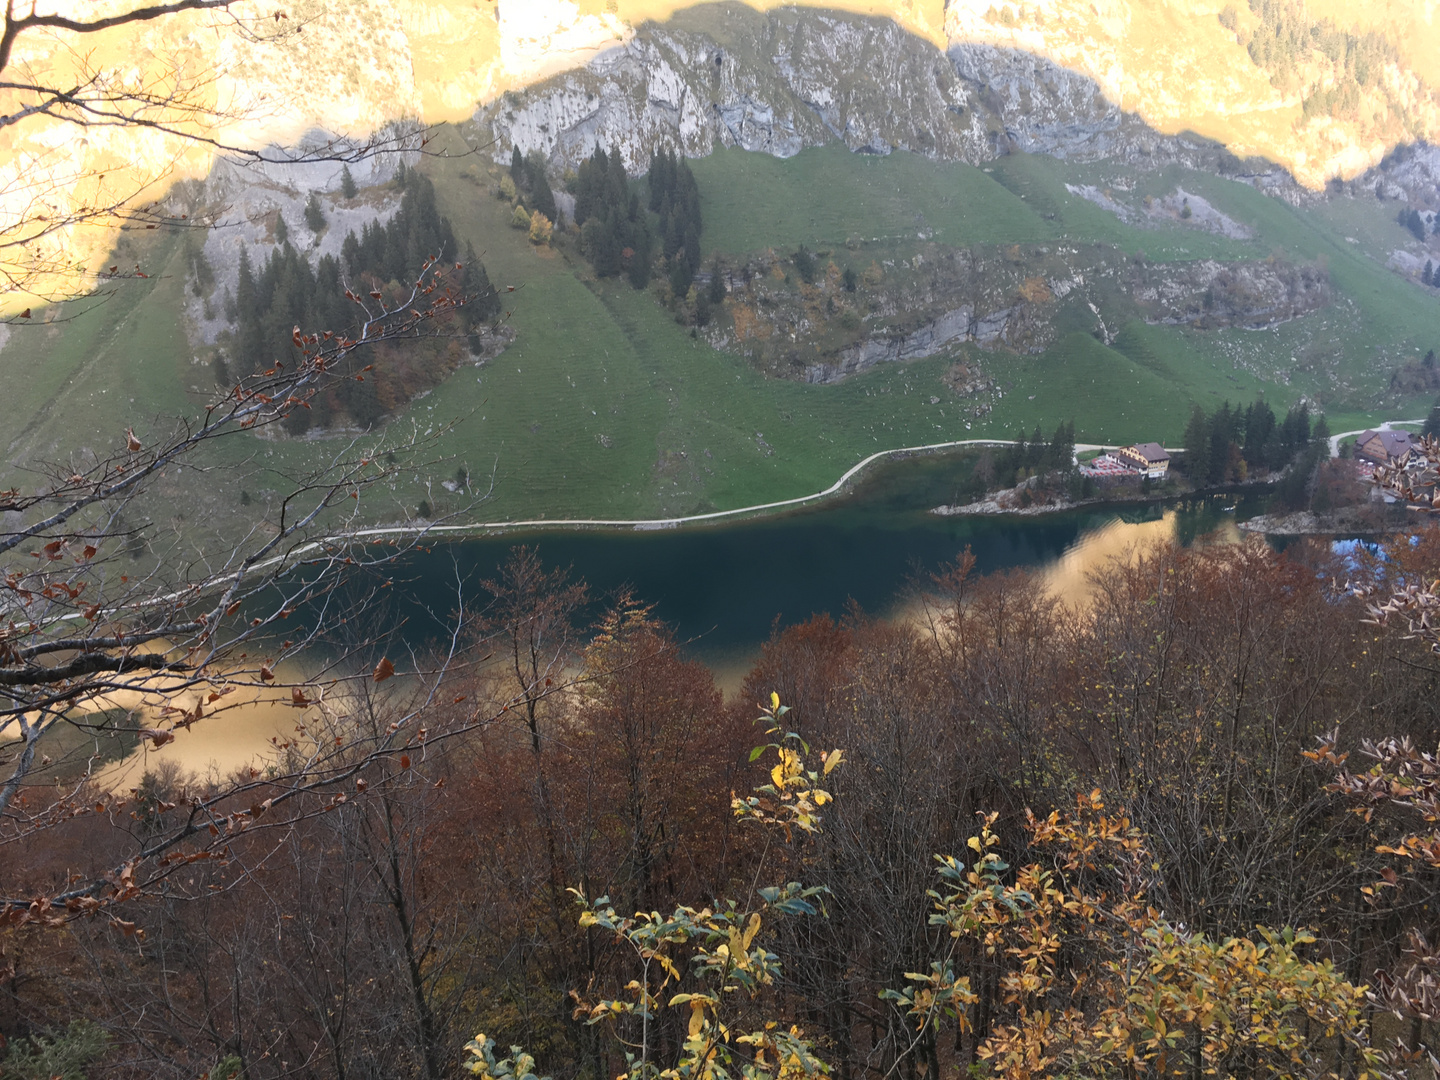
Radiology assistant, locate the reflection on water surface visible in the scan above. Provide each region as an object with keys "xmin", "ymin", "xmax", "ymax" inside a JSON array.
[
  {"xmin": 95, "ymin": 474, "xmax": 1269, "ymax": 783},
  {"xmin": 1039, "ymin": 507, "xmax": 1244, "ymax": 609}
]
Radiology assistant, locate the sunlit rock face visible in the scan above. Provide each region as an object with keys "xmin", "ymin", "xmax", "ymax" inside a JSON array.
[
  {"xmin": 941, "ymin": 0, "xmax": 1440, "ymax": 189},
  {"xmin": 484, "ymin": 7, "xmax": 989, "ymax": 174},
  {"xmin": 477, "ymin": 3, "xmax": 1288, "ymax": 193},
  {"xmin": 6, "ymin": 0, "xmax": 1440, "ymax": 311},
  {"xmin": 496, "ymin": 0, "xmax": 633, "ymax": 85}
]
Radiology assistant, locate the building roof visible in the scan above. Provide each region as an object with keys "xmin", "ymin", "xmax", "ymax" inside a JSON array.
[
  {"xmin": 1125, "ymin": 442, "xmax": 1170, "ymax": 463},
  {"xmin": 1358, "ymin": 430, "xmax": 1413, "ymax": 458}
]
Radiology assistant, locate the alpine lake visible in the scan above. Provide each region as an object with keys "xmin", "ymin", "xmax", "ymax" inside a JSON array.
[{"xmin": 103, "ymin": 450, "xmax": 1280, "ymax": 785}]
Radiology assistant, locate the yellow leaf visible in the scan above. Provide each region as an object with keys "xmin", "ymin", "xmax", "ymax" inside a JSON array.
[
  {"xmin": 742, "ymin": 912, "xmax": 761, "ymax": 951},
  {"xmin": 770, "ymin": 691, "xmax": 780, "ymax": 710},
  {"xmin": 967, "ymin": 836, "xmax": 983, "ymax": 853},
  {"xmin": 823, "ymin": 749, "xmax": 844, "ymax": 775},
  {"xmin": 689, "ymin": 1000, "xmax": 706, "ymax": 1037}
]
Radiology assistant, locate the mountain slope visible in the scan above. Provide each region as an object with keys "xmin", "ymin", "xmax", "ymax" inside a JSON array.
[
  {"xmin": 7, "ymin": 0, "xmax": 1440, "ymax": 313},
  {"xmin": 8, "ymin": 2, "xmax": 1440, "ymax": 532}
]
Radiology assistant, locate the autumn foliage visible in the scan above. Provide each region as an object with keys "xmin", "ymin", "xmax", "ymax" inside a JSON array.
[{"xmin": 5, "ymin": 536, "xmax": 1440, "ymax": 1078}]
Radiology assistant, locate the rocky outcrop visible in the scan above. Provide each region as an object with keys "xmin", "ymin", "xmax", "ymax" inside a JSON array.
[
  {"xmin": 1066, "ymin": 183, "xmax": 1254, "ymax": 238},
  {"xmin": 949, "ymin": 42, "xmax": 1127, "ymax": 160},
  {"xmin": 188, "ymin": 154, "xmax": 409, "ymax": 346},
  {"xmin": 1237, "ymin": 506, "xmax": 1394, "ymax": 535},
  {"xmin": 479, "ymin": 7, "xmax": 1316, "ymax": 207},
  {"xmin": 1131, "ymin": 258, "xmax": 1332, "ymax": 330},
  {"xmin": 481, "ymin": 7, "xmax": 988, "ymax": 174},
  {"xmin": 805, "ymin": 307, "xmax": 971, "ymax": 383},
  {"xmin": 803, "ymin": 304, "xmax": 1028, "ymax": 383}
]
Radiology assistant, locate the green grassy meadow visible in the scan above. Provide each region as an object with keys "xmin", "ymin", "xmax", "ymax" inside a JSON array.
[
  {"xmin": 8, "ymin": 137, "xmax": 1440, "ymax": 527},
  {"xmin": 692, "ymin": 144, "xmax": 1054, "ymax": 252}
]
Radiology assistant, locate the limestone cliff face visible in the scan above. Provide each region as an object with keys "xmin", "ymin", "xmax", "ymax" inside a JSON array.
[
  {"xmin": 479, "ymin": 4, "xmax": 1279, "ymax": 184},
  {"xmin": 482, "ymin": 8, "xmax": 987, "ymax": 174},
  {"xmin": 7, "ymin": 0, "xmax": 1440, "ymax": 314},
  {"xmin": 480, "ymin": 0, "xmax": 1440, "ymax": 189},
  {"xmin": 0, "ymin": 0, "xmax": 625, "ymax": 306}
]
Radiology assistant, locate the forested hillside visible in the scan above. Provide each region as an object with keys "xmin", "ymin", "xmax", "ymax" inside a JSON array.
[
  {"xmin": 229, "ymin": 166, "xmax": 502, "ymax": 433},
  {"xmin": 12, "ymin": 3, "xmax": 1440, "ymax": 1078},
  {"xmin": 5, "ymin": 535, "xmax": 1439, "ymax": 1078},
  {"xmin": 17, "ymin": 1, "xmax": 1440, "ymax": 529}
]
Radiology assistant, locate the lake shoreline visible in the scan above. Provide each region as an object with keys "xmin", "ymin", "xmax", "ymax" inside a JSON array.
[
  {"xmin": 930, "ymin": 477, "xmax": 1279, "ymax": 523},
  {"xmin": 1238, "ymin": 505, "xmax": 1415, "ymax": 536}
]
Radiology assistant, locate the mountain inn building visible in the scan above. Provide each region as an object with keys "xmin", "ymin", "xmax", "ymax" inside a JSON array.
[
  {"xmin": 1355, "ymin": 429, "xmax": 1414, "ymax": 466},
  {"xmin": 1115, "ymin": 443, "xmax": 1171, "ymax": 479}
]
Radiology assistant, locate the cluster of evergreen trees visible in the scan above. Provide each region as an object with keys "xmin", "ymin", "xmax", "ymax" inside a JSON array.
[
  {"xmin": 572, "ymin": 146, "xmax": 654, "ymax": 290},
  {"xmin": 1181, "ymin": 398, "xmax": 1327, "ymax": 490},
  {"xmin": 1387, "ymin": 347, "xmax": 1440, "ymax": 393},
  {"xmin": 965, "ymin": 421, "xmax": 1077, "ymax": 502},
  {"xmin": 562, "ymin": 145, "xmax": 707, "ymax": 304},
  {"xmin": 1399, "ymin": 206, "xmax": 1436, "ymax": 244},
  {"xmin": 231, "ymin": 164, "xmax": 499, "ymax": 432},
  {"xmin": 647, "ymin": 148, "xmax": 702, "ymax": 296},
  {"xmin": 1423, "ymin": 399, "xmax": 1440, "ymax": 440},
  {"xmin": 337, "ymin": 164, "xmax": 465, "ymax": 292},
  {"xmin": 1005, "ymin": 420, "xmax": 1076, "ymax": 477},
  {"xmin": 1240, "ymin": 0, "xmax": 1396, "ymax": 96},
  {"xmin": 510, "ymin": 146, "xmax": 558, "ymax": 226}
]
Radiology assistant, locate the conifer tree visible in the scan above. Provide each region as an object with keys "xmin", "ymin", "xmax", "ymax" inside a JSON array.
[
  {"xmin": 648, "ymin": 148, "xmax": 675, "ymax": 213},
  {"xmin": 304, "ymin": 191, "xmax": 326, "ymax": 234},
  {"xmin": 669, "ymin": 253, "xmax": 693, "ymax": 297},
  {"xmin": 236, "ymin": 245, "xmax": 255, "ymax": 313},
  {"xmin": 1242, "ymin": 398, "xmax": 1277, "ymax": 456},
  {"xmin": 340, "ymin": 164, "xmax": 358, "ymax": 199},
  {"xmin": 793, "ymin": 247, "xmax": 816, "ymax": 285},
  {"xmin": 1423, "ymin": 400, "xmax": 1440, "ymax": 439},
  {"xmin": 1048, "ymin": 420, "xmax": 1075, "ymax": 468},
  {"xmin": 1183, "ymin": 404, "xmax": 1211, "ymax": 483},
  {"xmin": 628, "ymin": 229, "xmax": 653, "ymax": 290},
  {"xmin": 708, "ymin": 258, "xmax": 725, "ymax": 306},
  {"xmin": 462, "ymin": 241, "xmax": 501, "ymax": 321},
  {"xmin": 524, "ymin": 152, "xmax": 558, "ymax": 225}
]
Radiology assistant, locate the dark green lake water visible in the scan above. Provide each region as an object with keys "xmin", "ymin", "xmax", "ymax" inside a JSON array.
[
  {"xmin": 389, "ymin": 454, "xmax": 1270, "ymax": 679},
  {"xmin": 102, "ymin": 458, "xmax": 1275, "ymax": 783}
]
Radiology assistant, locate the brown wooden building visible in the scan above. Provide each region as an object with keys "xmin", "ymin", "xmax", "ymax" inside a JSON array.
[{"xmin": 1355, "ymin": 429, "xmax": 1413, "ymax": 465}]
